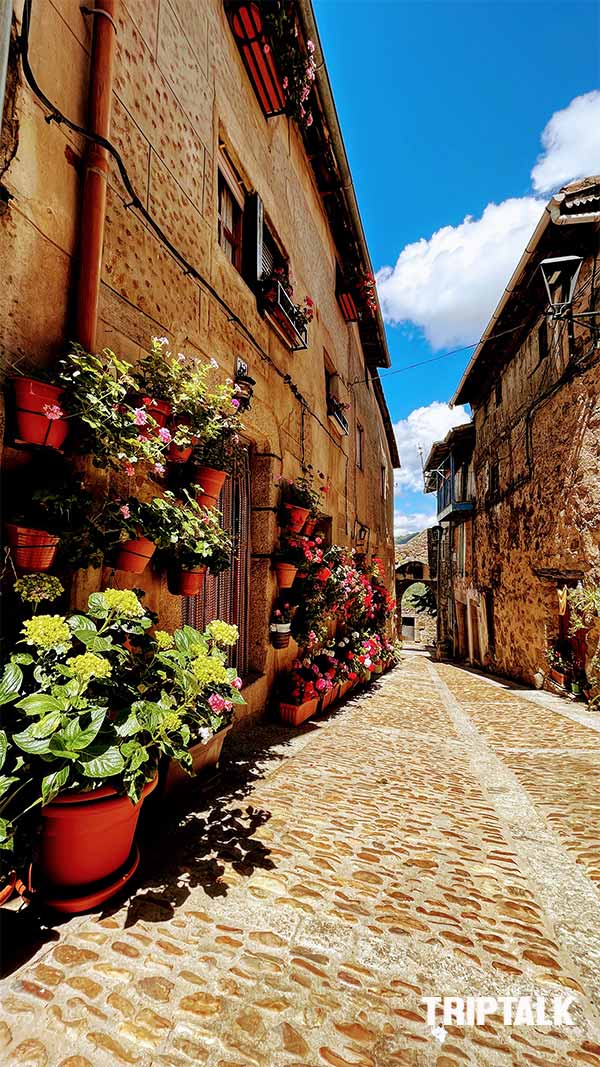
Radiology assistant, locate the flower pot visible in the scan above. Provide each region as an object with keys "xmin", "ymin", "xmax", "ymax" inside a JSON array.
[
  {"xmin": 115, "ymin": 535, "xmax": 156, "ymax": 574},
  {"xmin": 271, "ymin": 624, "xmax": 291, "ymax": 649},
  {"xmin": 150, "ymin": 399, "xmax": 172, "ymax": 428},
  {"xmin": 284, "ymin": 503, "xmax": 310, "ymax": 532},
  {"xmin": 274, "ymin": 562, "xmax": 298, "ymax": 589},
  {"xmin": 12, "ymin": 377, "xmax": 69, "ymax": 449},
  {"xmin": 372, "ymin": 661, "xmax": 383, "ymax": 675},
  {"xmin": 550, "ymin": 668, "xmax": 566, "ymax": 686},
  {"xmin": 5, "ymin": 523, "xmax": 59, "ymax": 571},
  {"xmin": 38, "ymin": 774, "xmax": 158, "ymax": 913},
  {"xmin": 167, "ymin": 442, "xmax": 193, "ymax": 464},
  {"xmin": 338, "ymin": 680, "xmax": 352, "ymax": 699},
  {"xmin": 279, "ymin": 697, "xmax": 318, "ymax": 726},
  {"xmin": 167, "ymin": 565, "xmax": 206, "ymax": 596},
  {"xmin": 320, "ymin": 685, "xmax": 339, "ymax": 711},
  {"xmin": 303, "ymin": 517, "xmax": 317, "ymax": 536},
  {"xmin": 162, "ymin": 724, "xmax": 233, "ymax": 796},
  {"xmin": 194, "ymin": 466, "xmax": 228, "ymax": 509}
]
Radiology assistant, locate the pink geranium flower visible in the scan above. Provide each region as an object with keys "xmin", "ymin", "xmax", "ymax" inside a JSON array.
[
  {"xmin": 120, "ymin": 504, "xmax": 131, "ymax": 519},
  {"xmin": 158, "ymin": 427, "xmax": 172, "ymax": 443},
  {"xmin": 43, "ymin": 403, "xmax": 64, "ymax": 421},
  {"xmin": 134, "ymin": 408, "xmax": 148, "ymax": 426}
]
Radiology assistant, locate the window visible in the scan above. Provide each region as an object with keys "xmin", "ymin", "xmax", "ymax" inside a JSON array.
[
  {"xmin": 183, "ymin": 451, "xmax": 251, "ymax": 677},
  {"xmin": 538, "ymin": 320, "xmax": 548, "ymax": 360},
  {"xmin": 495, "ymin": 379, "xmax": 502, "ymax": 407},
  {"xmin": 217, "ymin": 150, "xmax": 244, "ymax": 272},
  {"xmin": 356, "ymin": 422, "xmax": 364, "ymax": 470}
]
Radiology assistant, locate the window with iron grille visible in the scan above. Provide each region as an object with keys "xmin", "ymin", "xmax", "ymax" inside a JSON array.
[{"xmin": 183, "ymin": 451, "xmax": 251, "ymax": 677}]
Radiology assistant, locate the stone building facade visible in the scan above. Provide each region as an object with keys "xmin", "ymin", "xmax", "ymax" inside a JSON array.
[
  {"xmin": 0, "ymin": 0, "xmax": 398, "ymax": 720},
  {"xmin": 451, "ymin": 178, "xmax": 600, "ymax": 686},
  {"xmin": 395, "ymin": 530, "xmax": 437, "ymax": 645}
]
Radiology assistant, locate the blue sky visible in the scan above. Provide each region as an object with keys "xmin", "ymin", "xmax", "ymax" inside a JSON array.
[{"xmin": 313, "ymin": 0, "xmax": 600, "ymax": 535}]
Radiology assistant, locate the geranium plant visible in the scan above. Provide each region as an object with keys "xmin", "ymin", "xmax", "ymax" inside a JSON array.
[{"xmin": 261, "ymin": 2, "xmax": 317, "ymax": 128}]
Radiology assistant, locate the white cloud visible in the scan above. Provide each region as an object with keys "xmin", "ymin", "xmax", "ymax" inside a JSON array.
[
  {"xmin": 377, "ymin": 198, "xmax": 542, "ymax": 349},
  {"xmin": 393, "ymin": 401, "xmax": 471, "ymax": 491},
  {"xmin": 377, "ymin": 91, "xmax": 600, "ymax": 351},
  {"xmin": 532, "ymin": 91, "xmax": 600, "ymax": 194},
  {"xmin": 394, "ymin": 510, "xmax": 437, "ymax": 537}
]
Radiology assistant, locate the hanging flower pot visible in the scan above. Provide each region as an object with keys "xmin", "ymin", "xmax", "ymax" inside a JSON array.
[
  {"xmin": 279, "ymin": 697, "xmax": 319, "ymax": 726},
  {"xmin": 194, "ymin": 466, "xmax": 228, "ymax": 509},
  {"xmin": 37, "ymin": 775, "xmax": 158, "ymax": 913},
  {"xmin": 115, "ymin": 535, "xmax": 156, "ymax": 574},
  {"xmin": 149, "ymin": 399, "xmax": 172, "ymax": 429},
  {"xmin": 167, "ymin": 565, "xmax": 206, "ymax": 596},
  {"xmin": 12, "ymin": 378, "xmax": 69, "ymax": 449},
  {"xmin": 303, "ymin": 517, "xmax": 317, "ymax": 536},
  {"xmin": 167, "ymin": 415, "xmax": 197, "ymax": 464},
  {"xmin": 274, "ymin": 562, "xmax": 297, "ymax": 589},
  {"xmin": 5, "ymin": 523, "xmax": 59, "ymax": 572},
  {"xmin": 270, "ymin": 623, "xmax": 291, "ymax": 649},
  {"xmin": 283, "ymin": 503, "xmax": 310, "ymax": 532}
]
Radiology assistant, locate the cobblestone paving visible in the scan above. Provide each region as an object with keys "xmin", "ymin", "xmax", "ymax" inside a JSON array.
[{"xmin": 2, "ymin": 653, "xmax": 600, "ymax": 1066}]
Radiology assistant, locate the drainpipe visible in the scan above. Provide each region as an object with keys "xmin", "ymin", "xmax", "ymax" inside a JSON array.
[
  {"xmin": 0, "ymin": 0, "xmax": 11, "ymax": 125},
  {"xmin": 75, "ymin": 0, "xmax": 117, "ymax": 352}
]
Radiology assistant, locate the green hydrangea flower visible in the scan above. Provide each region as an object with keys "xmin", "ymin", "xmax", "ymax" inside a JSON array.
[
  {"xmin": 206, "ymin": 620, "xmax": 239, "ymax": 647},
  {"xmin": 66, "ymin": 652, "xmax": 112, "ymax": 682},
  {"xmin": 161, "ymin": 710, "xmax": 181, "ymax": 732},
  {"xmin": 21, "ymin": 615, "xmax": 72, "ymax": 651},
  {"xmin": 154, "ymin": 630, "xmax": 174, "ymax": 650},
  {"xmin": 190, "ymin": 653, "xmax": 230, "ymax": 688},
  {"xmin": 14, "ymin": 573, "xmax": 64, "ymax": 605},
  {"xmin": 100, "ymin": 588, "xmax": 144, "ymax": 618}
]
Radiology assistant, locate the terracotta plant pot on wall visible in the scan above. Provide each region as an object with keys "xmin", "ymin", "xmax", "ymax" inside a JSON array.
[
  {"xmin": 167, "ymin": 565, "xmax": 206, "ymax": 597},
  {"xmin": 270, "ymin": 623, "xmax": 291, "ymax": 649},
  {"xmin": 37, "ymin": 774, "xmax": 158, "ymax": 913},
  {"xmin": 5, "ymin": 523, "xmax": 59, "ymax": 572},
  {"xmin": 274, "ymin": 562, "xmax": 297, "ymax": 590},
  {"xmin": 12, "ymin": 378, "xmax": 69, "ymax": 449},
  {"xmin": 279, "ymin": 697, "xmax": 318, "ymax": 727},
  {"xmin": 320, "ymin": 685, "xmax": 339, "ymax": 711},
  {"xmin": 149, "ymin": 399, "xmax": 172, "ymax": 428},
  {"xmin": 549, "ymin": 668, "xmax": 567, "ymax": 686},
  {"xmin": 115, "ymin": 536, "xmax": 156, "ymax": 574},
  {"xmin": 283, "ymin": 503, "xmax": 310, "ymax": 533},
  {"xmin": 167, "ymin": 416, "xmax": 196, "ymax": 464},
  {"xmin": 194, "ymin": 466, "xmax": 228, "ymax": 510},
  {"xmin": 302, "ymin": 517, "xmax": 317, "ymax": 537}
]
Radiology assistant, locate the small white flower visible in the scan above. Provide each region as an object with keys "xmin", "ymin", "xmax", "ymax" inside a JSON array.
[{"xmin": 210, "ymin": 357, "xmax": 219, "ymax": 369}]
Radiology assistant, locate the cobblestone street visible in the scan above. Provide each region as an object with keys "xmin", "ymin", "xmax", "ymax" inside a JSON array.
[{"xmin": 2, "ymin": 652, "xmax": 600, "ymax": 1067}]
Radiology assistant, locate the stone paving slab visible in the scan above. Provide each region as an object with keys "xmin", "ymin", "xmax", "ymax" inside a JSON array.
[{"xmin": 1, "ymin": 654, "xmax": 600, "ymax": 1066}]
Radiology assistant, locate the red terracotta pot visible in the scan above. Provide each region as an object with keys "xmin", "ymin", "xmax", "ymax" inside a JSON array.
[
  {"xmin": 550, "ymin": 668, "xmax": 567, "ymax": 686},
  {"xmin": 271, "ymin": 629, "xmax": 291, "ymax": 649},
  {"xmin": 320, "ymin": 685, "xmax": 339, "ymax": 711},
  {"xmin": 162, "ymin": 724, "xmax": 233, "ymax": 796},
  {"xmin": 39, "ymin": 775, "xmax": 158, "ymax": 897},
  {"xmin": 12, "ymin": 378, "xmax": 69, "ymax": 449},
  {"xmin": 115, "ymin": 535, "xmax": 156, "ymax": 574},
  {"xmin": 274, "ymin": 562, "xmax": 298, "ymax": 589},
  {"xmin": 194, "ymin": 466, "xmax": 228, "ymax": 509},
  {"xmin": 167, "ymin": 415, "xmax": 196, "ymax": 464},
  {"xmin": 284, "ymin": 503, "xmax": 310, "ymax": 532},
  {"xmin": 302, "ymin": 517, "xmax": 317, "ymax": 536},
  {"xmin": 5, "ymin": 523, "xmax": 59, "ymax": 571},
  {"xmin": 150, "ymin": 399, "xmax": 172, "ymax": 428},
  {"xmin": 167, "ymin": 565, "xmax": 206, "ymax": 596},
  {"xmin": 279, "ymin": 698, "xmax": 318, "ymax": 726},
  {"xmin": 338, "ymin": 680, "xmax": 352, "ymax": 699}
]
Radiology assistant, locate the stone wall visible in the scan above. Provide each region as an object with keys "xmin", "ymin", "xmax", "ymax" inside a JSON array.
[
  {"xmin": 471, "ymin": 256, "xmax": 600, "ymax": 684},
  {"xmin": 0, "ymin": 0, "xmax": 396, "ymax": 721}
]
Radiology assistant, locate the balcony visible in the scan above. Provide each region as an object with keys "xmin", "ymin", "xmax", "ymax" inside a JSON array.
[
  {"xmin": 436, "ymin": 473, "xmax": 474, "ymax": 523},
  {"xmin": 262, "ymin": 279, "xmax": 308, "ymax": 350}
]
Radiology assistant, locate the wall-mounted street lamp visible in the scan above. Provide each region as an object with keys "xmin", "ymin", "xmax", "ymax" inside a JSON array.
[
  {"xmin": 234, "ymin": 357, "xmax": 256, "ymax": 412},
  {"xmin": 539, "ymin": 256, "xmax": 583, "ymax": 320}
]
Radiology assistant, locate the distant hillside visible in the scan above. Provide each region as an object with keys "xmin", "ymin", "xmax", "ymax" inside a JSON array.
[{"xmin": 394, "ymin": 532, "xmax": 420, "ymax": 545}]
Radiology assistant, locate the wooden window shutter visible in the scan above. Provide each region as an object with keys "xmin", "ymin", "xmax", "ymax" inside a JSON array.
[{"xmin": 242, "ymin": 192, "xmax": 264, "ymax": 288}]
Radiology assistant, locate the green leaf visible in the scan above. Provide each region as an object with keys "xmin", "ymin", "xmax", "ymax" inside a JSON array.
[
  {"xmin": 0, "ymin": 817, "xmax": 14, "ymax": 847},
  {"xmin": 11, "ymin": 653, "xmax": 33, "ymax": 665},
  {"xmin": 15, "ymin": 693, "xmax": 61, "ymax": 716},
  {"xmin": 73, "ymin": 632, "xmax": 114, "ymax": 652},
  {"xmin": 41, "ymin": 766, "xmax": 70, "ymax": 805},
  {"xmin": 67, "ymin": 614, "xmax": 96, "ymax": 632},
  {"xmin": 0, "ymin": 776, "xmax": 18, "ymax": 802},
  {"xmin": 114, "ymin": 710, "xmax": 141, "ymax": 737},
  {"xmin": 13, "ymin": 712, "xmax": 63, "ymax": 753},
  {"xmin": 0, "ymin": 662, "xmax": 23, "ymax": 706},
  {"xmin": 87, "ymin": 593, "xmax": 108, "ymax": 618},
  {"xmin": 0, "ymin": 731, "xmax": 7, "ymax": 771},
  {"xmin": 120, "ymin": 740, "xmax": 149, "ymax": 773},
  {"xmin": 64, "ymin": 707, "xmax": 106, "ymax": 751},
  {"xmin": 79, "ymin": 745, "xmax": 125, "ymax": 778},
  {"xmin": 229, "ymin": 690, "xmax": 246, "ymax": 705}
]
